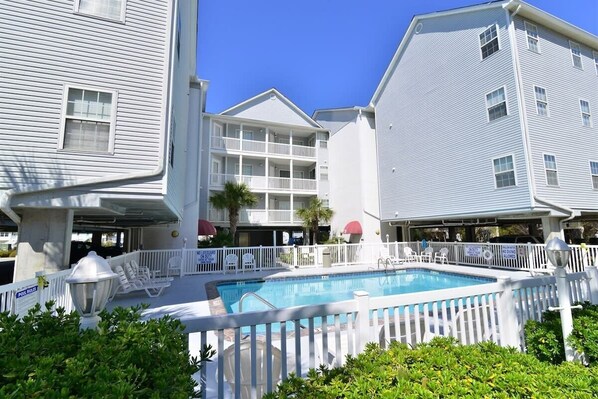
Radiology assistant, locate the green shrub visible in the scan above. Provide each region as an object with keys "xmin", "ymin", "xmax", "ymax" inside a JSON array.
[
  {"xmin": 265, "ymin": 337, "xmax": 598, "ymax": 398},
  {"xmin": 0, "ymin": 303, "xmax": 214, "ymax": 398},
  {"xmin": 0, "ymin": 249, "xmax": 11, "ymax": 257},
  {"xmin": 525, "ymin": 302, "xmax": 598, "ymax": 365},
  {"xmin": 9, "ymin": 248, "xmax": 17, "ymax": 257}
]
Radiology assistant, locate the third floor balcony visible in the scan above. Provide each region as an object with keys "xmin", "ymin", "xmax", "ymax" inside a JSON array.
[
  {"xmin": 209, "ymin": 173, "xmax": 317, "ymax": 192},
  {"xmin": 210, "ymin": 136, "xmax": 318, "ymax": 159}
]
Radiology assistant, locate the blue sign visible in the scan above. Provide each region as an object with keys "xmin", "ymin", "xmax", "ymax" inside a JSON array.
[
  {"xmin": 197, "ymin": 250, "xmax": 217, "ymax": 265},
  {"xmin": 16, "ymin": 285, "xmax": 38, "ymax": 299}
]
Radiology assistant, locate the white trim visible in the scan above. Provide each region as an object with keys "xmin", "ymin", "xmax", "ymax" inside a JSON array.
[
  {"xmin": 492, "ymin": 154, "xmax": 517, "ymax": 189},
  {"xmin": 58, "ymin": 84, "xmax": 118, "ymax": 154},
  {"xmin": 593, "ymin": 50, "xmax": 598, "ymax": 76},
  {"xmin": 542, "ymin": 153, "xmax": 559, "ymax": 187},
  {"xmin": 590, "ymin": 160, "xmax": 598, "ymax": 190},
  {"xmin": 579, "ymin": 98, "xmax": 592, "ymax": 127},
  {"xmin": 569, "ymin": 40, "xmax": 584, "ymax": 69},
  {"xmin": 73, "ymin": 0, "xmax": 127, "ymax": 23},
  {"xmin": 524, "ymin": 20, "xmax": 540, "ymax": 53},
  {"xmin": 485, "ymin": 86, "xmax": 508, "ymax": 122},
  {"xmin": 533, "ymin": 85, "xmax": 549, "ymax": 116},
  {"xmin": 479, "ymin": 23, "xmax": 501, "ymax": 61}
]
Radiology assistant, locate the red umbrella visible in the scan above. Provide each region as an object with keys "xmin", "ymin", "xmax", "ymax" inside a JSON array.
[
  {"xmin": 343, "ymin": 221, "xmax": 363, "ymax": 235},
  {"xmin": 198, "ymin": 219, "xmax": 217, "ymax": 236}
]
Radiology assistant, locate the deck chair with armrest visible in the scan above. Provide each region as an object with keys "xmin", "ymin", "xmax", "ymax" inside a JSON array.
[
  {"xmin": 434, "ymin": 247, "xmax": 449, "ymax": 264},
  {"xmin": 420, "ymin": 246, "xmax": 434, "ymax": 263},
  {"xmin": 110, "ymin": 265, "xmax": 171, "ymax": 299},
  {"xmin": 224, "ymin": 253, "xmax": 239, "ymax": 274},
  {"xmin": 242, "ymin": 253, "xmax": 256, "ymax": 272},
  {"xmin": 403, "ymin": 247, "xmax": 420, "ymax": 262}
]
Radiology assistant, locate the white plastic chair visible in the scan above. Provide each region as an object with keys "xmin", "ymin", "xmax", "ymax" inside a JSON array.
[
  {"xmin": 379, "ymin": 317, "xmax": 431, "ymax": 348},
  {"xmin": 223, "ymin": 340, "xmax": 282, "ymax": 399},
  {"xmin": 224, "ymin": 254, "xmax": 239, "ymax": 274},
  {"xmin": 403, "ymin": 247, "xmax": 419, "ymax": 262},
  {"xmin": 379, "ymin": 247, "xmax": 403, "ymax": 266},
  {"xmin": 420, "ymin": 246, "xmax": 434, "ymax": 263},
  {"xmin": 434, "ymin": 247, "xmax": 449, "ymax": 264},
  {"xmin": 167, "ymin": 256, "xmax": 182, "ymax": 278},
  {"xmin": 242, "ymin": 253, "xmax": 256, "ymax": 272}
]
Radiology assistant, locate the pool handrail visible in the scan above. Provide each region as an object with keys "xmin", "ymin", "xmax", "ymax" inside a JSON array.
[{"xmin": 239, "ymin": 291, "xmax": 277, "ymax": 313}]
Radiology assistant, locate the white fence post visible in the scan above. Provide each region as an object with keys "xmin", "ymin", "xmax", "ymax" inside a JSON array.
[
  {"xmin": 553, "ymin": 266, "xmax": 576, "ymax": 362},
  {"xmin": 527, "ymin": 242, "xmax": 534, "ymax": 270},
  {"xmin": 354, "ymin": 290, "xmax": 370, "ymax": 353},
  {"xmin": 496, "ymin": 276, "xmax": 520, "ymax": 349},
  {"xmin": 454, "ymin": 243, "xmax": 460, "ymax": 266},
  {"xmin": 586, "ymin": 266, "xmax": 598, "ymax": 304},
  {"xmin": 293, "ymin": 246, "xmax": 298, "ymax": 268},
  {"xmin": 343, "ymin": 243, "xmax": 348, "ymax": 266}
]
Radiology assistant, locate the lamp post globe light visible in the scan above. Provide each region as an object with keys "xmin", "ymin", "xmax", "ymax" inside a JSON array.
[
  {"xmin": 545, "ymin": 237, "xmax": 577, "ymax": 361},
  {"xmin": 66, "ymin": 251, "xmax": 118, "ymax": 330}
]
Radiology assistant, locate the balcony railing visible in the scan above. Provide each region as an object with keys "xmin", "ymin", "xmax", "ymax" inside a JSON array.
[
  {"xmin": 212, "ymin": 136, "xmax": 316, "ymax": 158},
  {"xmin": 208, "ymin": 208, "xmax": 301, "ymax": 225},
  {"xmin": 210, "ymin": 174, "xmax": 316, "ymax": 192}
]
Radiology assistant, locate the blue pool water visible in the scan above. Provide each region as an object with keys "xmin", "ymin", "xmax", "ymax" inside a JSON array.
[{"xmin": 217, "ymin": 269, "xmax": 495, "ymax": 314}]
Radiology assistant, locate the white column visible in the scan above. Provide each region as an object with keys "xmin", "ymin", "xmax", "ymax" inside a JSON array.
[
  {"xmin": 551, "ymin": 266, "xmax": 576, "ymax": 361},
  {"xmin": 238, "ymin": 155, "xmax": 243, "ymax": 182},
  {"xmin": 239, "ymin": 123, "xmax": 243, "ymax": 151},
  {"xmin": 541, "ymin": 217, "xmax": 564, "ymax": 242},
  {"xmin": 354, "ymin": 291, "xmax": 371, "ymax": 353},
  {"xmin": 289, "ymin": 130, "xmax": 293, "ymax": 156},
  {"xmin": 290, "ymin": 159, "xmax": 294, "ymax": 190}
]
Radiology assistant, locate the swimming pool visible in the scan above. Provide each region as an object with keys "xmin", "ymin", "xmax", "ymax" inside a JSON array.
[{"xmin": 217, "ymin": 269, "xmax": 495, "ymax": 314}]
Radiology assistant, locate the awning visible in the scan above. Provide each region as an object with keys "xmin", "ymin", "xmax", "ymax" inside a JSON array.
[
  {"xmin": 198, "ymin": 219, "xmax": 217, "ymax": 236},
  {"xmin": 343, "ymin": 221, "xmax": 363, "ymax": 235}
]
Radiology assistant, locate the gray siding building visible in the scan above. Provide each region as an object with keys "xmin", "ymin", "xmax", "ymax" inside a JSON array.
[
  {"xmin": 371, "ymin": 0, "xmax": 598, "ymax": 242},
  {"xmin": 0, "ymin": 0, "xmax": 205, "ymax": 280}
]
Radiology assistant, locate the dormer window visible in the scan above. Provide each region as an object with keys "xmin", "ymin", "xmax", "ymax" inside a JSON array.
[{"xmin": 480, "ymin": 25, "xmax": 499, "ymax": 60}]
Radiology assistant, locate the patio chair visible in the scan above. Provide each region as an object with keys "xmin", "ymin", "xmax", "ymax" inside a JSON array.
[
  {"xmin": 379, "ymin": 317, "xmax": 430, "ymax": 348},
  {"xmin": 125, "ymin": 261, "xmax": 173, "ymax": 284},
  {"xmin": 403, "ymin": 247, "xmax": 420, "ymax": 262},
  {"xmin": 167, "ymin": 256, "xmax": 182, "ymax": 278},
  {"xmin": 110, "ymin": 265, "xmax": 171, "ymax": 299},
  {"xmin": 379, "ymin": 247, "xmax": 403, "ymax": 267},
  {"xmin": 242, "ymin": 253, "xmax": 256, "ymax": 272},
  {"xmin": 223, "ymin": 340, "xmax": 282, "ymax": 399},
  {"xmin": 528, "ymin": 263, "xmax": 556, "ymax": 276},
  {"xmin": 224, "ymin": 254, "xmax": 239, "ymax": 274},
  {"xmin": 434, "ymin": 247, "xmax": 449, "ymax": 264},
  {"xmin": 420, "ymin": 246, "xmax": 434, "ymax": 263}
]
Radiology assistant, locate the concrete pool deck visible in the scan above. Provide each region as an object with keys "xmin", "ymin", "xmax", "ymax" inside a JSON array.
[{"xmin": 108, "ymin": 262, "xmax": 533, "ymax": 322}]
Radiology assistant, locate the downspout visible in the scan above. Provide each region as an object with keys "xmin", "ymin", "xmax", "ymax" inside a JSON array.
[
  {"xmin": 504, "ymin": 4, "xmax": 577, "ymax": 234},
  {"xmin": 0, "ymin": 0, "xmax": 179, "ymax": 227}
]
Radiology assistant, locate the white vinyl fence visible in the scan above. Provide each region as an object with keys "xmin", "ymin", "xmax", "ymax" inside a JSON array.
[{"xmin": 186, "ymin": 267, "xmax": 598, "ymax": 399}]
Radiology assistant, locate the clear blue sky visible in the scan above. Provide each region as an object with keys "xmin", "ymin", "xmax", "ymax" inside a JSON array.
[{"xmin": 197, "ymin": 0, "xmax": 598, "ymax": 115}]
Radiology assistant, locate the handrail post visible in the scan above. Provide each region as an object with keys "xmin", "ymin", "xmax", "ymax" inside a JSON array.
[
  {"xmin": 454, "ymin": 243, "xmax": 460, "ymax": 266},
  {"xmin": 496, "ymin": 276, "xmax": 520, "ymax": 349},
  {"xmin": 585, "ymin": 266, "xmax": 598, "ymax": 305},
  {"xmin": 293, "ymin": 246, "xmax": 298, "ymax": 268},
  {"xmin": 354, "ymin": 291, "xmax": 370, "ymax": 353},
  {"xmin": 344, "ymin": 243, "xmax": 348, "ymax": 266},
  {"xmin": 527, "ymin": 242, "xmax": 534, "ymax": 271}
]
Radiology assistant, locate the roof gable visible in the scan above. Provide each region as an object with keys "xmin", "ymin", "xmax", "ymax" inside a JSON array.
[{"xmin": 221, "ymin": 89, "xmax": 322, "ymax": 129}]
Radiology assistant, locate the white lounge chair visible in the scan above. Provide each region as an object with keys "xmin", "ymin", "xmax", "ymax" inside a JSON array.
[
  {"xmin": 224, "ymin": 254, "xmax": 239, "ymax": 274},
  {"xmin": 111, "ymin": 265, "xmax": 171, "ymax": 299},
  {"xmin": 223, "ymin": 340, "xmax": 282, "ymax": 399},
  {"xmin": 439, "ymin": 304, "xmax": 499, "ymax": 345},
  {"xmin": 529, "ymin": 263, "xmax": 556, "ymax": 276},
  {"xmin": 242, "ymin": 253, "xmax": 256, "ymax": 272},
  {"xmin": 379, "ymin": 247, "xmax": 403, "ymax": 266},
  {"xmin": 167, "ymin": 256, "xmax": 182, "ymax": 278},
  {"xmin": 420, "ymin": 246, "xmax": 434, "ymax": 263},
  {"xmin": 124, "ymin": 261, "xmax": 172, "ymax": 284},
  {"xmin": 434, "ymin": 247, "xmax": 449, "ymax": 264},
  {"xmin": 379, "ymin": 317, "xmax": 431, "ymax": 348}
]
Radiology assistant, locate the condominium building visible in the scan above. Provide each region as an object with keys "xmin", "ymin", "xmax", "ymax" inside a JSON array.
[
  {"xmin": 0, "ymin": 0, "xmax": 204, "ymax": 280},
  {"xmin": 199, "ymin": 89, "xmax": 330, "ymax": 246},
  {"xmin": 371, "ymin": 0, "xmax": 598, "ymax": 242}
]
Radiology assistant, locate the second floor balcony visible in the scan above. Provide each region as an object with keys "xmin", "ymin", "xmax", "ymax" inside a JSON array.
[
  {"xmin": 208, "ymin": 207, "xmax": 306, "ymax": 225},
  {"xmin": 211, "ymin": 136, "xmax": 317, "ymax": 158},
  {"xmin": 210, "ymin": 173, "xmax": 317, "ymax": 192}
]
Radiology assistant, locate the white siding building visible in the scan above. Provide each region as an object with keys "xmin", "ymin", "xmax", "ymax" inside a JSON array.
[
  {"xmin": 200, "ymin": 89, "xmax": 330, "ymax": 246},
  {"xmin": 371, "ymin": 0, "xmax": 598, "ymax": 242},
  {"xmin": 0, "ymin": 0, "xmax": 205, "ymax": 280}
]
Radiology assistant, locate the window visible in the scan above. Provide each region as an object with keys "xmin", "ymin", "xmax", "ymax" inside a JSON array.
[
  {"xmin": 480, "ymin": 25, "xmax": 499, "ymax": 59},
  {"xmin": 486, "ymin": 87, "xmax": 507, "ymax": 121},
  {"xmin": 570, "ymin": 41, "xmax": 583, "ymax": 69},
  {"xmin": 279, "ymin": 170, "xmax": 290, "ymax": 178},
  {"xmin": 543, "ymin": 154, "xmax": 559, "ymax": 186},
  {"xmin": 525, "ymin": 21, "xmax": 540, "ymax": 53},
  {"xmin": 534, "ymin": 86, "xmax": 548, "ymax": 116},
  {"xmin": 580, "ymin": 100, "xmax": 592, "ymax": 127},
  {"xmin": 590, "ymin": 161, "xmax": 598, "ymax": 189},
  {"xmin": 319, "ymin": 165, "xmax": 328, "ymax": 181},
  {"xmin": 169, "ymin": 118, "xmax": 176, "ymax": 167},
  {"xmin": 75, "ymin": 0, "xmax": 125, "ymax": 21},
  {"xmin": 594, "ymin": 51, "xmax": 598, "ymax": 75},
  {"xmin": 241, "ymin": 130, "xmax": 254, "ymax": 141},
  {"xmin": 493, "ymin": 155, "xmax": 516, "ymax": 188},
  {"xmin": 293, "ymin": 170, "xmax": 304, "ymax": 179},
  {"xmin": 61, "ymin": 87, "xmax": 115, "ymax": 152},
  {"xmin": 235, "ymin": 164, "xmax": 253, "ymax": 176}
]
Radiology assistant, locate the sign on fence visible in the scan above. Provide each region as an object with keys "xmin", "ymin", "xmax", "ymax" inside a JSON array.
[
  {"xmin": 197, "ymin": 250, "xmax": 217, "ymax": 265},
  {"xmin": 15, "ymin": 284, "xmax": 38, "ymax": 317},
  {"xmin": 465, "ymin": 245, "xmax": 482, "ymax": 257},
  {"xmin": 502, "ymin": 245, "xmax": 517, "ymax": 260}
]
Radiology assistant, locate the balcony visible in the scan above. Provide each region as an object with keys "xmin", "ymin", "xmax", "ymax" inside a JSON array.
[
  {"xmin": 211, "ymin": 136, "xmax": 316, "ymax": 158},
  {"xmin": 210, "ymin": 173, "xmax": 317, "ymax": 192},
  {"xmin": 208, "ymin": 208, "xmax": 303, "ymax": 225}
]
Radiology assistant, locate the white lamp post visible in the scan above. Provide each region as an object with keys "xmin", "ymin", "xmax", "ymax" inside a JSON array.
[
  {"xmin": 66, "ymin": 251, "xmax": 118, "ymax": 330},
  {"xmin": 545, "ymin": 237, "xmax": 579, "ymax": 362}
]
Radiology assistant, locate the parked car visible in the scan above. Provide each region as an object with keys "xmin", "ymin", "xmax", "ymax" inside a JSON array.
[
  {"xmin": 489, "ymin": 235, "xmax": 543, "ymax": 244},
  {"xmin": 69, "ymin": 241, "xmax": 123, "ymax": 265}
]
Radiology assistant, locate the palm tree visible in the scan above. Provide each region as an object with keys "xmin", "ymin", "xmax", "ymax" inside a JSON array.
[
  {"xmin": 209, "ymin": 182, "xmax": 258, "ymax": 245},
  {"xmin": 295, "ymin": 197, "xmax": 334, "ymax": 245}
]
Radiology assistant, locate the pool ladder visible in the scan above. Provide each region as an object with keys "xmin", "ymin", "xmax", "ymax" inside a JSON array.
[
  {"xmin": 239, "ymin": 292, "xmax": 277, "ymax": 312},
  {"xmin": 239, "ymin": 292, "xmax": 306, "ymax": 329}
]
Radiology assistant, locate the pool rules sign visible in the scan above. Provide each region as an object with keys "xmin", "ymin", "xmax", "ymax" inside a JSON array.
[{"xmin": 15, "ymin": 284, "xmax": 39, "ymax": 317}]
